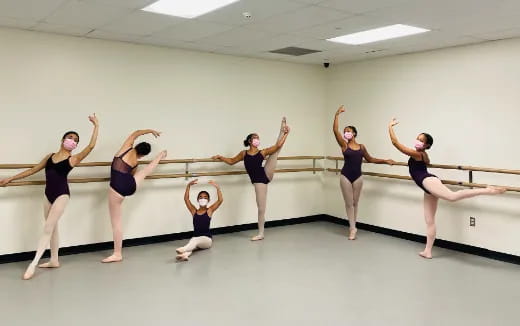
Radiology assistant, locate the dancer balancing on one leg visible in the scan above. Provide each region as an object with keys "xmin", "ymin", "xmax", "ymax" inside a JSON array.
[
  {"xmin": 102, "ymin": 129, "xmax": 167, "ymax": 263},
  {"xmin": 388, "ymin": 118, "xmax": 506, "ymax": 259},
  {"xmin": 0, "ymin": 114, "xmax": 99, "ymax": 280},
  {"xmin": 333, "ymin": 105, "xmax": 395, "ymax": 240},
  {"xmin": 212, "ymin": 117, "xmax": 290, "ymax": 241},
  {"xmin": 176, "ymin": 179, "xmax": 223, "ymax": 262}
]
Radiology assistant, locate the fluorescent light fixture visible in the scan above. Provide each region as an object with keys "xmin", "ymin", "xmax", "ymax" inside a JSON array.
[
  {"xmin": 327, "ymin": 24, "xmax": 430, "ymax": 45},
  {"xmin": 142, "ymin": 0, "xmax": 240, "ymax": 19}
]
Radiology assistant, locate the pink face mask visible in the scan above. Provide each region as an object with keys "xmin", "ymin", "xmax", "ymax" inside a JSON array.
[
  {"xmin": 252, "ymin": 139, "xmax": 260, "ymax": 147},
  {"xmin": 414, "ymin": 140, "xmax": 425, "ymax": 150},
  {"xmin": 63, "ymin": 138, "xmax": 78, "ymax": 151},
  {"xmin": 344, "ymin": 132, "xmax": 354, "ymax": 140}
]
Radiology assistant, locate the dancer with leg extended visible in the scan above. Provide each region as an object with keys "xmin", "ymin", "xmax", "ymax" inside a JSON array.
[
  {"xmin": 333, "ymin": 105, "xmax": 395, "ymax": 240},
  {"xmin": 176, "ymin": 179, "xmax": 223, "ymax": 261},
  {"xmin": 102, "ymin": 129, "xmax": 167, "ymax": 263},
  {"xmin": 388, "ymin": 118, "xmax": 505, "ymax": 259},
  {"xmin": 0, "ymin": 114, "xmax": 99, "ymax": 280},
  {"xmin": 212, "ymin": 117, "xmax": 290, "ymax": 241}
]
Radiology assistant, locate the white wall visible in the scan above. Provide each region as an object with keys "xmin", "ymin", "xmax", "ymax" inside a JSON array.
[
  {"xmin": 0, "ymin": 28, "xmax": 327, "ymax": 255},
  {"xmin": 324, "ymin": 38, "xmax": 520, "ymax": 256},
  {"xmin": 1, "ymin": 26, "xmax": 519, "ymax": 258}
]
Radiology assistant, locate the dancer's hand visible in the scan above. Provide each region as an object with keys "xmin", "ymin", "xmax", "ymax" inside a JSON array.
[
  {"xmin": 159, "ymin": 150, "xmax": 167, "ymax": 159},
  {"xmin": 0, "ymin": 178, "xmax": 12, "ymax": 187},
  {"xmin": 208, "ymin": 180, "xmax": 219, "ymax": 188},
  {"xmin": 389, "ymin": 118, "xmax": 399, "ymax": 127},
  {"xmin": 88, "ymin": 113, "xmax": 99, "ymax": 126},
  {"xmin": 150, "ymin": 130, "xmax": 162, "ymax": 138},
  {"xmin": 188, "ymin": 179, "xmax": 199, "ymax": 186},
  {"xmin": 283, "ymin": 125, "xmax": 291, "ymax": 134},
  {"xmin": 386, "ymin": 159, "xmax": 397, "ymax": 166},
  {"xmin": 212, "ymin": 155, "xmax": 222, "ymax": 161},
  {"xmin": 336, "ymin": 105, "xmax": 345, "ymax": 115}
]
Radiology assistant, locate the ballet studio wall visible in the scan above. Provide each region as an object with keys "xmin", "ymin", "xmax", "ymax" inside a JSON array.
[
  {"xmin": 324, "ymin": 37, "xmax": 520, "ymax": 256},
  {"xmin": 1, "ymin": 26, "xmax": 519, "ymax": 257},
  {"xmin": 0, "ymin": 27, "xmax": 327, "ymax": 255}
]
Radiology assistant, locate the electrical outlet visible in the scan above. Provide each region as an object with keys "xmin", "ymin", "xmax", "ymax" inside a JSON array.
[{"xmin": 470, "ymin": 216, "xmax": 476, "ymax": 227}]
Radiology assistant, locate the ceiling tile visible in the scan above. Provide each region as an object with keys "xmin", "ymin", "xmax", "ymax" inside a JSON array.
[
  {"xmin": 369, "ymin": 0, "xmax": 505, "ymax": 30},
  {"xmin": 378, "ymin": 30, "xmax": 485, "ymax": 53},
  {"xmin": 246, "ymin": 5, "xmax": 352, "ymax": 34},
  {"xmin": 237, "ymin": 33, "xmax": 319, "ymax": 53},
  {"xmin": 318, "ymin": 0, "xmax": 413, "ymax": 14},
  {"xmin": 136, "ymin": 37, "xmax": 222, "ymax": 52},
  {"xmin": 0, "ymin": 0, "xmax": 66, "ymax": 20},
  {"xmin": 289, "ymin": 0, "xmax": 328, "ymax": 4},
  {"xmin": 99, "ymin": 10, "xmax": 184, "ymax": 36},
  {"xmin": 294, "ymin": 38, "xmax": 349, "ymax": 51},
  {"xmin": 475, "ymin": 27, "xmax": 520, "ymax": 41},
  {"xmin": 80, "ymin": 0, "xmax": 156, "ymax": 10},
  {"xmin": 86, "ymin": 29, "xmax": 143, "ymax": 43},
  {"xmin": 148, "ymin": 20, "xmax": 234, "ymax": 42},
  {"xmin": 196, "ymin": 26, "xmax": 277, "ymax": 47},
  {"xmin": 45, "ymin": 0, "xmax": 131, "ymax": 28},
  {"xmin": 298, "ymin": 13, "xmax": 396, "ymax": 39},
  {"xmin": 0, "ymin": 16, "xmax": 37, "ymax": 29},
  {"xmin": 32, "ymin": 22, "xmax": 92, "ymax": 36},
  {"xmin": 197, "ymin": 0, "xmax": 308, "ymax": 26}
]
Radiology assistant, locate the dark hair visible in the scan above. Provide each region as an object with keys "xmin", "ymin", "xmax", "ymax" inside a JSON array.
[
  {"xmin": 243, "ymin": 133, "xmax": 255, "ymax": 147},
  {"xmin": 62, "ymin": 131, "xmax": 79, "ymax": 142},
  {"xmin": 345, "ymin": 125, "xmax": 358, "ymax": 137},
  {"xmin": 197, "ymin": 191, "xmax": 210, "ymax": 200},
  {"xmin": 135, "ymin": 142, "xmax": 151, "ymax": 156},
  {"xmin": 422, "ymin": 133, "xmax": 433, "ymax": 149}
]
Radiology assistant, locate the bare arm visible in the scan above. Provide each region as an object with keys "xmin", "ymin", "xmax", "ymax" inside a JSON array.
[
  {"xmin": 207, "ymin": 180, "xmax": 223, "ymax": 216},
  {"xmin": 118, "ymin": 129, "xmax": 161, "ymax": 154},
  {"xmin": 184, "ymin": 180, "xmax": 197, "ymax": 216},
  {"xmin": 0, "ymin": 153, "xmax": 51, "ymax": 186},
  {"xmin": 70, "ymin": 114, "xmax": 99, "ymax": 167},
  {"xmin": 388, "ymin": 119, "xmax": 422, "ymax": 160},
  {"xmin": 361, "ymin": 145, "xmax": 395, "ymax": 165},
  {"xmin": 333, "ymin": 105, "xmax": 347, "ymax": 150},
  {"xmin": 212, "ymin": 151, "xmax": 245, "ymax": 165},
  {"xmin": 261, "ymin": 127, "xmax": 290, "ymax": 156}
]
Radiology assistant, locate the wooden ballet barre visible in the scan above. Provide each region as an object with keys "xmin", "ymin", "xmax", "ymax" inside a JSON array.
[
  {"xmin": 326, "ymin": 156, "xmax": 520, "ymax": 175},
  {"xmin": 326, "ymin": 169, "xmax": 520, "ymax": 193},
  {"xmin": 1, "ymin": 168, "xmax": 325, "ymax": 187},
  {"xmin": 0, "ymin": 156, "xmax": 326, "ymax": 170}
]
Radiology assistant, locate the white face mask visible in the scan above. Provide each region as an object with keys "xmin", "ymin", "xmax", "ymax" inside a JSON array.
[{"xmin": 198, "ymin": 199, "xmax": 209, "ymax": 207}]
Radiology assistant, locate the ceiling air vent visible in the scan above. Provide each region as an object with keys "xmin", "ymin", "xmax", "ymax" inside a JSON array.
[{"xmin": 269, "ymin": 47, "xmax": 321, "ymax": 56}]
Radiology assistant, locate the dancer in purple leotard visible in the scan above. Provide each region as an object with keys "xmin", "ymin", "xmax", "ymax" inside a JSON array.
[
  {"xmin": 0, "ymin": 114, "xmax": 99, "ymax": 280},
  {"xmin": 388, "ymin": 118, "xmax": 506, "ymax": 259},
  {"xmin": 176, "ymin": 179, "xmax": 223, "ymax": 262},
  {"xmin": 102, "ymin": 129, "xmax": 167, "ymax": 263},
  {"xmin": 212, "ymin": 117, "xmax": 290, "ymax": 241},
  {"xmin": 333, "ymin": 105, "xmax": 395, "ymax": 240}
]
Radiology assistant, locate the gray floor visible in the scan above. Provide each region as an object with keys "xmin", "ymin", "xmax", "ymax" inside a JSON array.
[{"xmin": 1, "ymin": 222, "xmax": 519, "ymax": 326}]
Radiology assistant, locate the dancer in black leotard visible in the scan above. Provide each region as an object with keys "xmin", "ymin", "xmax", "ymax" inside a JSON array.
[
  {"xmin": 333, "ymin": 105, "xmax": 394, "ymax": 240},
  {"xmin": 212, "ymin": 117, "xmax": 290, "ymax": 241},
  {"xmin": 176, "ymin": 179, "xmax": 223, "ymax": 261},
  {"xmin": 0, "ymin": 114, "xmax": 99, "ymax": 280},
  {"xmin": 102, "ymin": 129, "xmax": 167, "ymax": 263},
  {"xmin": 388, "ymin": 118, "xmax": 506, "ymax": 259}
]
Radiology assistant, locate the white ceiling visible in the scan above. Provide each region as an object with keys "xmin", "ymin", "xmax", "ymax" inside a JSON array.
[{"xmin": 1, "ymin": 0, "xmax": 520, "ymax": 65}]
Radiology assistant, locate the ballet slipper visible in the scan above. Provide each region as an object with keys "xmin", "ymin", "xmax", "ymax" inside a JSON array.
[
  {"xmin": 101, "ymin": 254, "xmax": 123, "ymax": 263},
  {"xmin": 23, "ymin": 264, "xmax": 36, "ymax": 280},
  {"xmin": 251, "ymin": 234, "xmax": 264, "ymax": 241},
  {"xmin": 38, "ymin": 261, "xmax": 60, "ymax": 268}
]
